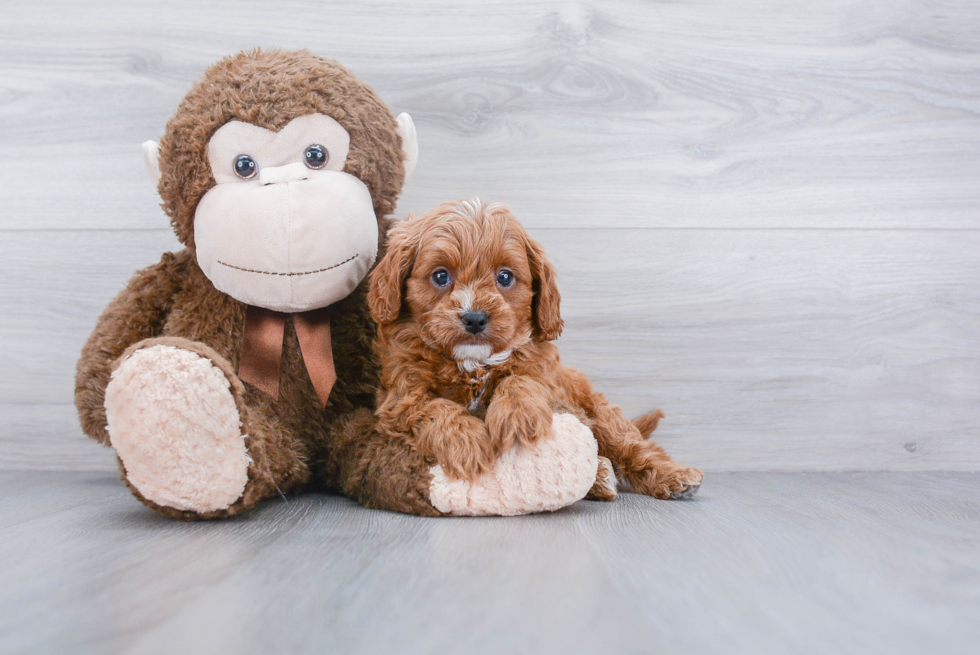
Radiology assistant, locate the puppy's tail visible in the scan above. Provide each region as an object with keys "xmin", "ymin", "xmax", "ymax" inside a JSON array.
[{"xmin": 632, "ymin": 409, "xmax": 665, "ymax": 439}]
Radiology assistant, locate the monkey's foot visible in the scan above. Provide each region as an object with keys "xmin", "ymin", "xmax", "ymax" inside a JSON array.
[
  {"xmin": 428, "ymin": 413, "xmax": 598, "ymax": 516},
  {"xmin": 105, "ymin": 344, "xmax": 251, "ymax": 513}
]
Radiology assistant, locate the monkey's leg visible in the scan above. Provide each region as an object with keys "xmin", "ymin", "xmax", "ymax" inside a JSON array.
[
  {"xmin": 319, "ymin": 408, "xmax": 443, "ymax": 516},
  {"xmin": 105, "ymin": 337, "xmax": 309, "ymax": 519},
  {"xmin": 75, "ymin": 252, "xmax": 185, "ymax": 446},
  {"xmin": 320, "ymin": 411, "xmax": 601, "ymax": 517}
]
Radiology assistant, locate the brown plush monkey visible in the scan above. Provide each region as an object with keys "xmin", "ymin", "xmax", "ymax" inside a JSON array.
[{"xmin": 75, "ymin": 49, "xmax": 599, "ymax": 519}]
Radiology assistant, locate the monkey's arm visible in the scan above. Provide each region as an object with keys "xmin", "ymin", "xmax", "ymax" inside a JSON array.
[
  {"xmin": 320, "ymin": 390, "xmax": 602, "ymax": 517},
  {"xmin": 75, "ymin": 250, "xmax": 187, "ymax": 444}
]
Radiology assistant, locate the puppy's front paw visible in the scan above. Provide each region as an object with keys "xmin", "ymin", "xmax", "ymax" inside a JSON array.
[
  {"xmin": 429, "ymin": 414, "xmax": 497, "ymax": 482},
  {"xmin": 630, "ymin": 465, "xmax": 703, "ymax": 500},
  {"xmin": 485, "ymin": 397, "xmax": 552, "ymax": 451}
]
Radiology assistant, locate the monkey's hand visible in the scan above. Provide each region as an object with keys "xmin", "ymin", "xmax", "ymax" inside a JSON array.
[{"xmin": 428, "ymin": 413, "xmax": 600, "ymax": 516}]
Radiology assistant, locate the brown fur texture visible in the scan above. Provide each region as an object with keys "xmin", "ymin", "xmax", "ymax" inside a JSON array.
[
  {"xmin": 75, "ymin": 50, "xmax": 440, "ymax": 519},
  {"xmin": 367, "ymin": 199, "xmax": 703, "ymax": 498}
]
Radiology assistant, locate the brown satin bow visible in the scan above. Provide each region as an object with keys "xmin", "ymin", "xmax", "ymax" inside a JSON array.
[{"xmin": 238, "ymin": 305, "xmax": 337, "ymax": 408}]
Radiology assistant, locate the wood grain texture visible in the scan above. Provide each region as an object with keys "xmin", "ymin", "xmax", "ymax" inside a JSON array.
[
  {"xmin": 1, "ymin": 0, "xmax": 979, "ymax": 472},
  {"xmin": 0, "ymin": 471, "xmax": 977, "ymax": 654},
  {"xmin": 1, "ymin": 227, "xmax": 977, "ymax": 471},
  {"xmin": 0, "ymin": 1, "xmax": 979, "ymax": 229}
]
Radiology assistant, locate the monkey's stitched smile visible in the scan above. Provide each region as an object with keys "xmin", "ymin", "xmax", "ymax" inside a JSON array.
[{"xmin": 217, "ymin": 253, "xmax": 359, "ymax": 277}]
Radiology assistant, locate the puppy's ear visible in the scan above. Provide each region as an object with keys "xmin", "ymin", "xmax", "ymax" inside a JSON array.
[
  {"xmin": 368, "ymin": 217, "xmax": 418, "ymax": 325},
  {"xmin": 525, "ymin": 234, "xmax": 563, "ymax": 341}
]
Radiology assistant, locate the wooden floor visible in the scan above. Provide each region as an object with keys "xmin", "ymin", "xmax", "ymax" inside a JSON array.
[{"xmin": 0, "ymin": 471, "xmax": 976, "ymax": 655}]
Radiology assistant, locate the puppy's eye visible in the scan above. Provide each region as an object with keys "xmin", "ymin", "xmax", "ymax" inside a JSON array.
[
  {"xmin": 303, "ymin": 144, "xmax": 328, "ymax": 170},
  {"xmin": 496, "ymin": 269, "xmax": 515, "ymax": 288},
  {"xmin": 431, "ymin": 268, "xmax": 451, "ymax": 288},
  {"xmin": 234, "ymin": 154, "xmax": 258, "ymax": 179}
]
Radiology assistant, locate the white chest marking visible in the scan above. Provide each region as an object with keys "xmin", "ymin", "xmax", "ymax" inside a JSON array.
[{"xmin": 452, "ymin": 344, "xmax": 513, "ymax": 373}]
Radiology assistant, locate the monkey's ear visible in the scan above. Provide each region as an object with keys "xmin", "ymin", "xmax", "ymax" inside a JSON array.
[
  {"xmin": 142, "ymin": 140, "xmax": 161, "ymax": 184},
  {"xmin": 395, "ymin": 113, "xmax": 418, "ymax": 180},
  {"xmin": 526, "ymin": 235, "xmax": 564, "ymax": 341},
  {"xmin": 368, "ymin": 219, "xmax": 417, "ymax": 326}
]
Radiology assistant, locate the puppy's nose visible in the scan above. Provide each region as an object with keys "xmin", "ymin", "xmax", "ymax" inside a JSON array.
[{"xmin": 461, "ymin": 311, "xmax": 489, "ymax": 334}]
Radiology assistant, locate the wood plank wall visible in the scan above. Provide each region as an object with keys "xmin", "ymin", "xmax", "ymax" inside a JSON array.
[{"xmin": 1, "ymin": 0, "xmax": 978, "ymax": 471}]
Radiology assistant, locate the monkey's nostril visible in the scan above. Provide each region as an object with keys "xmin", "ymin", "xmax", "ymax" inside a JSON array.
[{"xmin": 461, "ymin": 311, "xmax": 489, "ymax": 334}]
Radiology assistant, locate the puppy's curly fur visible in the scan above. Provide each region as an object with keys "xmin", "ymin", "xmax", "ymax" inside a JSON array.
[{"xmin": 367, "ymin": 199, "xmax": 702, "ymax": 500}]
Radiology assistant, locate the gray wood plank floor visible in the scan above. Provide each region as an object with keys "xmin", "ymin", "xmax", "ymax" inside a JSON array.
[{"xmin": 1, "ymin": 471, "xmax": 977, "ymax": 655}]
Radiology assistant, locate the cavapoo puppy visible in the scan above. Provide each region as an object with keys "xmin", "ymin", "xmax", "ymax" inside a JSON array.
[{"xmin": 367, "ymin": 199, "xmax": 702, "ymax": 500}]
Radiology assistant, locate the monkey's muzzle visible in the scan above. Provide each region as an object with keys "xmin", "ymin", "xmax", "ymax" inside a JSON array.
[{"xmin": 193, "ymin": 170, "xmax": 378, "ymax": 313}]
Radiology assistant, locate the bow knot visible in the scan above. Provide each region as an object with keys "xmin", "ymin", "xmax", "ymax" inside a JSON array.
[{"xmin": 238, "ymin": 305, "xmax": 336, "ymax": 408}]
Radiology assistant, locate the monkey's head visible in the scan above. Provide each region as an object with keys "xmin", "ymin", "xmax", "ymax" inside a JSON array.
[{"xmin": 143, "ymin": 49, "xmax": 418, "ymax": 313}]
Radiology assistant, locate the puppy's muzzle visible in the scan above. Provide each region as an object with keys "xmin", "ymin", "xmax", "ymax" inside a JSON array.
[{"xmin": 461, "ymin": 311, "xmax": 489, "ymax": 334}]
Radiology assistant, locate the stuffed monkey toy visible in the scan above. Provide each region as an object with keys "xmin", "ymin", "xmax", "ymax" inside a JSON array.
[{"xmin": 74, "ymin": 49, "xmax": 600, "ymax": 519}]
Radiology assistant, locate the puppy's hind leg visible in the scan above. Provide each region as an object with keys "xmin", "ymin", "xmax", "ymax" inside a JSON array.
[
  {"xmin": 585, "ymin": 455, "xmax": 618, "ymax": 501},
  {"xmin": 592, "ymin": 400, "xmax": 702, "ymax": 500},
  {"xmin": 622, "ymin": 439, "xmax": 703, "ymax": 500}
]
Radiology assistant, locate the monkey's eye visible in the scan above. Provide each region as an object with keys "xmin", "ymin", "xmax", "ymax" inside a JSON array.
[
  {"xmin": 496, "ymin": 269, "xmax": 515, "ymax": 288},
  {"xmin": 233, "ymin": 155, "xmax": 258, "ymax": 179},
  {"xmin": 303, "ymin": 144, "xmax": 329, "ymax": 170},
  {"xmin": 431, "ymin": 268, "xmax": 451, "ymax": 288}
]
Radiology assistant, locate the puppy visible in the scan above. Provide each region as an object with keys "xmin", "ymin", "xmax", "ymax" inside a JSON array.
[{"xmin": 367, "ymin": 199, "xmax": 702, "ymax": 500}]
